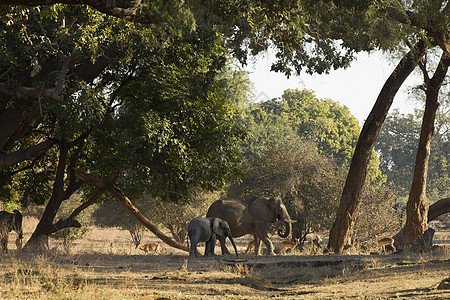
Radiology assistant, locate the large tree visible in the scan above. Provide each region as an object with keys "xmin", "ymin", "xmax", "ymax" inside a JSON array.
[
  {"xmin": 0, "ymin": 5, "xmax": 246, "ymax": 250},
  {"xmin": 1, "ymin": 1, "xmax": 376, "ymax": 251},
  {"xmin": 328, "ymin": 1, "xmax": 449, "ymax": 252}
]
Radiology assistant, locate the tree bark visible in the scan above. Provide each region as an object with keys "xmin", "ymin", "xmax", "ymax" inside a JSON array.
[
  {"xmin": 75, "ymin": 170, "xmax": 189, "ymax": 252},
  {"xmin": 403, "ymin": 52, "xmax": 449, "ymax": 246},
  {"xmin": 327, "ymin": 40, "xmax": 427, "ymax": 253}
]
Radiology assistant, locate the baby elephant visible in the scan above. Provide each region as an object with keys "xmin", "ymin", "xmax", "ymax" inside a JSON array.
[{"xmin": 188, "ymin": 217, "xmax": 238, "ymax": 258}]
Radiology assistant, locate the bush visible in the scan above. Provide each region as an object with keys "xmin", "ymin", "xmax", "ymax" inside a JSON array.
[{"xmin": 354, "ymin": 186, "xmax": 402, "ymax": 244}]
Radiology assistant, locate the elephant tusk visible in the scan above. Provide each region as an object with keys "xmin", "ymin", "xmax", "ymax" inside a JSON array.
[{"xmin": 287, "ymin": 219, "xmax": 297, "ymax": 223}]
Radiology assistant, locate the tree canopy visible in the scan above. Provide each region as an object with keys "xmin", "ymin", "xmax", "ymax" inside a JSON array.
[{"xmin": 0, "ymin": 5, "xmax": 252, "ymax": 250}]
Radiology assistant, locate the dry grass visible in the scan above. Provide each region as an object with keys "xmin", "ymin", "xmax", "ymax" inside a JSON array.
[{"xmin": 0, "ymin": 218, "xmax": 448, "ymax": 299}]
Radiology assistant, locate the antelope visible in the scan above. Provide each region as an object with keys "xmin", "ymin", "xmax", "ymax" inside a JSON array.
[
  {"xmin": 243, "ymin": 240, "xmax": 262, "ymax": 255},
  {"xmin": 280, "ymin": 238, "xmax": 300, "ymax": 255},
  {"xmin": 303, "ymin": 235, "xmax": 322, "ymax": 252},
  {"xmin": 136, "ymin": 243, "xmax": 161, "ymax": 254},
  {"xmin": 308, "ymin": 235, "xmax": 322, "ymax": 252},
  {"xmin": 373, "ymin": 235, "xmax": 396, "ymax": 253},
  {"xmin": 244, "ymin": 240, "xmax": 254, "ymax": 255}
]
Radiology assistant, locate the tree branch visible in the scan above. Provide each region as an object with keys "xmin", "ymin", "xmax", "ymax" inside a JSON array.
[
  {"xmin": 47, "ymin": 218, "xmax": 81, "ymax": 235},
  {"xmin": 0, "ymin": 0, "xmax": 154, "ymax": 24},
  {"xmin": 428, "ymin": 198, "xmax": 450, "ymax": 222},
  {"xmin": 48, "ymin": 187, "xmax": 107, "ymax": 235},
  {"xmin": 75, "ymin": 170, "xmax": 189, "ymax": 252},
  {"xmin": 0, "ymin": 140, "xmax": 53, "ymax": 171}
]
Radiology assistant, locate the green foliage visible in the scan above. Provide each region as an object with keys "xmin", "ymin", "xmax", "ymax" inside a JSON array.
[
  {"xmin": 253, "ymin": 89, "xmax": 386, "ymax": 187},
  {"xmin": 230, "ymin": 88, "xmax": 390, "ymax": 238},
  {"xmin": 1, "ymin": 5, "xmax": 247, "ymax": 207},
  {"xmin": 376, "ymin": 107, "xmax": 450, "ymax": 199},
  {"xmin": 229, "ymin": 102, "xmax": 346, "ymax": 237},
  {"xmin": 256, "ymin": 89, "xmax": 359, "ymax": 166}
]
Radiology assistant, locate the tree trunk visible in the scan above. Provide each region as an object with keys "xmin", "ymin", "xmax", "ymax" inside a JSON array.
[
  {"xmin": 402, "ymin": 52, "xmax": 449, "ymax": 247},
  {"xmin": 75, "ymin": 170, "xmax": 189, "ymax": 252},
  {"xmin": 393, "ymin": 197, "xmax": 450, "ymax": 250},
  {"xmin": 23, "ymin": 140, "xmax": 83, "ymax": 251},
  {"xmin": 327, "ymin": 40, "xmax": 427, "ymax": 253}
]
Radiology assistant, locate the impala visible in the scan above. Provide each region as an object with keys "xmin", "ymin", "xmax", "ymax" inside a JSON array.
[
  {"xmin": 373, "ymin": 235, "xmax": 396, "ymax": 253},
  {"xmin": 280, "ymin": 238, "xmax": 300, "ymax": 255},
  {"xmin": 244, "ymin": 240, "xmax": 254, "ymax": 255},
  {"xmin": 136, "ymin": 243, "xmax": 161, "ymax": 254}
]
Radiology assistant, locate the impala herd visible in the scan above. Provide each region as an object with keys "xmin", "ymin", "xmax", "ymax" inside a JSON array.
[{"xmin": 135, "ymin": 234, "xmax": 395, "ymax": 256}]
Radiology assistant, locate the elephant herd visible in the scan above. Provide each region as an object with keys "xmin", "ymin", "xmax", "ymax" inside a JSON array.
[
  {"xmin": 0, "ymin": 196, "xmax": 297, "ymax": 257},
  {"xmin": 188, "ymin": 196, "xmax": 296, "ymax": 257}
]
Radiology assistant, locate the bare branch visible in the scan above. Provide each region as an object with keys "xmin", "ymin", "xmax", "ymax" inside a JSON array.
[
  {"xmin": 31, "ymin": 8, "xmax": 54, "ymax": 48},
  {"xmin": 48, "ymin": 218, "xmax": 81, "ymax": 235},
  {"xmin": 428, "ymin": 198, "xmax": 450, "ymax": 222},
  {"xmin": 0, "ymin": 65, "xmax": 13, "ymax": 80}
]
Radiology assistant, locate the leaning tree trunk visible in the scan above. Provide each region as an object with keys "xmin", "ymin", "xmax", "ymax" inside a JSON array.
[
  {"xmin": 327, "ymin": 40, "xmax": 427, "ymax": 253},
  {"xmin": 75, "ymin": 170, "xmax": 189, "ymax": 252},
  {"xmin": 427, "ymin": 198, "xmax": 450, "ymax": 222},
  {"xmin": 399, "ymin": 52, "xmax": 449, "ymax": 248}
]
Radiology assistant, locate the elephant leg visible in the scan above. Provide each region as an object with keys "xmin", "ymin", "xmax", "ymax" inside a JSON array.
[
  {"xmin": 0, "ymin": 234, "xmax": 8, "ymax": 254},
  {"xmin": 253, "ymin": 235, "xmax": 262, "ymax": 256},
  {"xmin": 189, "ymin": 237, "xmax": 201, "ymax": 258},
  {"xmin": 261, "ymin": 237, "xmax": 275, "ymax": 255},
  {"xmin": 217, "ymin": 236, "xmax": 230, "ymax": 255},
  {"xmin": 257, "ymin": 227, "xmax": 275, "ymax": 255},
  {"xmin": 205, "ymin": 234, "xmax": 217, "ymax": 257}
]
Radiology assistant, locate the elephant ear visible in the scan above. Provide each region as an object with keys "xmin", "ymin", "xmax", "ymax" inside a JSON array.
[
  {"xmin": 211, "ymin": 218, "xmax": 225, "ymax": 237},
  {"xmin": 248, "ymin": 197, "xmax": 275, "ymax": 222}
]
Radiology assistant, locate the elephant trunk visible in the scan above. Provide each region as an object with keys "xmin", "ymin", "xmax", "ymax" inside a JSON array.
[
  {"xmin": 228, "ymin": 236, "xmax": 238, "ymax": 257},
  {"xmin": 277, "ymin": 206, "xmax": 294, "ymax": 239},
  {"xmin": 277, "ymin": 220, "xmax": 292, "ymax": 239}
]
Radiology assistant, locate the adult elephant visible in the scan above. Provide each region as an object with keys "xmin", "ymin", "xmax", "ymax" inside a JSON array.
[
  {"xmin": 0, "ymin": 210, "xmax": 23, "ymax": 254},
  {"xmin": 187, "ymin": 217, "xmax": 238, "ymax": 258},
  {"xmin": 206, "ymin": 196, "xmax": 295, "ymax": 255}
]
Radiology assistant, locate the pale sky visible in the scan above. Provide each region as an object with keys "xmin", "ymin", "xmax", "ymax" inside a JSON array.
[{"xmin": 245, "ymin": 50, "xmax": 423, "ymax": 125}]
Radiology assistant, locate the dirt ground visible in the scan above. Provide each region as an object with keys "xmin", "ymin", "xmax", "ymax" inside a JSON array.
[{"xmin": 0, "ymin": 217, "xmax": 449, "ymax": 299}]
